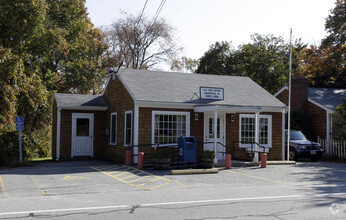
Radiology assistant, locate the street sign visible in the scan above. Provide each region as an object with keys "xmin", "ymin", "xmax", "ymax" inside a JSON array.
[{"xmin": 16, "ymin": 116, "xmax": 24, "ymax": 131}]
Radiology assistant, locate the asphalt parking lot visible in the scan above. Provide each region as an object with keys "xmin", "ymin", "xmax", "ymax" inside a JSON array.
[{"xmin": 0, "ymin": 160, "xmax": 345, "ymax": 219}]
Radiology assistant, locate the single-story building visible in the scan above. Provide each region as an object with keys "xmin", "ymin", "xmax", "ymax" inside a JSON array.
[
  {"xmin": 52, "ymin": 68, "xmax": 288, "ymax": 163},
  {"xmin": 275, "ymin": 78, "xmax": 346, "ymax": 143}
]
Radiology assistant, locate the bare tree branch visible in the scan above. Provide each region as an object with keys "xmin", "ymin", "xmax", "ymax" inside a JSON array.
[{"xmin": 104, "ymin": 13, "xmax": 181, "ymax": 70}]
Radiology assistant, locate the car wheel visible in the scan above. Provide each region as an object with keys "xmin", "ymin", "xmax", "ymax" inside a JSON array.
[{"xmin": 289, "ymin": 148, "xmax": 296, "ymax": 161}]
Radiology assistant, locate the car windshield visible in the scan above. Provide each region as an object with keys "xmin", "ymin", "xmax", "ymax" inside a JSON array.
[{"xmin": 286, "ymin": 131, "xmax": 307, "ymax": 140}]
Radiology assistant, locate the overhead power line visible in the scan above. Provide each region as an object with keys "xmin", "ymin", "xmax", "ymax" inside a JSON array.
[
  {"xmin": 138, "ymin": 0, "xmax": 148, "ymax": 24},
  {"xmin": 152, "ymin": 0, "xmax": 166, "ymax": 23}
]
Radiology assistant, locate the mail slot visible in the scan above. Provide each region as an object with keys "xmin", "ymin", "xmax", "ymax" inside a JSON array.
[{"xmin": 178, "ymin": 136, "xmax": 196, "ymax": 169}]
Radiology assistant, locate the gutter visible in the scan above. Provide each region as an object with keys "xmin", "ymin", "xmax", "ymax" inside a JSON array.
[{"xmin": 59, "ymin": 106, "xmax": 108, "ymax": 111}]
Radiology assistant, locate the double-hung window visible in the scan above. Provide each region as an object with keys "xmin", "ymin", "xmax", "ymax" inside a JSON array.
[
  {"xmin": 110, "ymin": 112, "xmax": 117, "ymax": 145},
  {"xmin": 239, "ymin": 114, "xmax": 272, "ymax": 148},
  {"xmin": 124, "ymin": 111, "xmax": 132, "ymax": 146},
  {"xmin": 152, "ymin": 111, "xmax": 190, "ymax": 145}
]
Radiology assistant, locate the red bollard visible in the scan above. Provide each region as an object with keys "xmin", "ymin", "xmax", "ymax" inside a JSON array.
[
  {"xmin": 261, "ymin": 153, "xmax": 267, "ymax": 168},
  {"xmin": 125, "ymin": 150, "xmax": 131, "ymax": 166},
  {"xmin": 137, "ymin": 152, "xmax": 144, "ymax": 169},
  {"xmin": 225, "ymin": 154, "xmax": 231, "ymax": 169}
]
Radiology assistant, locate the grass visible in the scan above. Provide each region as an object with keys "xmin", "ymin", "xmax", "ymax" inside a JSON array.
[
  {"xmin": 28, "ymin": 157, "xmax": 52, "ymax": 162},
  {"xmin": 0, "ymin": 157, "xmax": 53, "ymax": 169}
]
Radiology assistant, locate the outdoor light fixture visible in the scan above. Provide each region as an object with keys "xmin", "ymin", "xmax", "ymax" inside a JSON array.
[
  {"xmin": 231, "ymin": 114, "xmax": 235, "ymax": 122},
  {"xmin": 195, "ymin": 113, "xmax": 199, "ymax": 121}
]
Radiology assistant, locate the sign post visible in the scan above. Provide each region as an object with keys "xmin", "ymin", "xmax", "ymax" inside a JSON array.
[{"xmin": 16, "ymin": 116, "xmax": 24, "ymax": 164}]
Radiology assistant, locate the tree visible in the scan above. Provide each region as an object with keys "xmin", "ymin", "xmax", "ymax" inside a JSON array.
[
  {"xmin": 234, "ymin": 34, "xmax": 306, "ymax": 94},
  {"xmin": 196, "ymin": 41, "xmax": 233, "ymax": 75},
  {"xmin": 0, "ymin": 0, "xmax": 107, "ymax": 164},
  {"xmin": 105, "ymin": 12, "xmax": 181, "ymax": 69},
  {"xmin": 170, "ymin": 56, "xmax": 199, "ymax": 73},
  {"xmin": 196, "ymin": 35, "xmax": 305, "ymax": 94},
  {"xmin": 301, "ymin": 0, "xmax": 345, "ymax": 88},
  {"xmin": 332, "ymin": 97, "xmax": 346, "ymax": 140}
]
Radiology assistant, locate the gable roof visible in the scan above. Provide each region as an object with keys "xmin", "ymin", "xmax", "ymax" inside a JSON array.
[
  {"xmin": 308, "ymin": 88, "xmax": 345, "ymax": 111},
  {"xmin": 116, "ymin": 68, "xmax": 286, "ymax": 109},
  {"xmin": 54, "ymin": 93, "xmax": 108, "ymax": 110},
  {"xmin": 274, "ymin": 86, "xmax": 345, "ymax": 112}
]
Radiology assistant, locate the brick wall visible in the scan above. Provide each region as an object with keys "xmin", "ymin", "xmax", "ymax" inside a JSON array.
[{"xmin": 291, "ymin": 78, "xmax": 309, "ymax": 111}]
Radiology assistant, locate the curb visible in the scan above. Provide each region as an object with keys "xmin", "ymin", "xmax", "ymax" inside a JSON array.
[
  {"xmin": 170, "ymin": 168, "xmax": 219, "ymax": 175},
  {"xmin": 267, "ymin": 161, "xmax": 296, "ymax": 165}
]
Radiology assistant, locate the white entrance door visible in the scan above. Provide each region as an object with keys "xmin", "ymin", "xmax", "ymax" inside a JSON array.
[
  {"xmin": 204, "ymin": 114, "xmax": 225, "ymax": 161},
  {"xmin": 72, "ymin": 113, "xmax": 94, "ymax": 157}
]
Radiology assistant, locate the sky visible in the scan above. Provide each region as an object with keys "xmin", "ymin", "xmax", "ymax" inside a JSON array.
[{"xmin": 85, "ymin": 0, "xmax": 336, "ymax": 61}]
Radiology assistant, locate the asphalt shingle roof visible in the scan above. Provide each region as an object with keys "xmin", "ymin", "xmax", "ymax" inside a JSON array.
[
  {"xmin": 54, "ymin": 93, "xmax": 108, "ymax": 107},
  {"xmin": 117, "ymin": 68, "xmax": 286, "ymax": 108},
  {"xmin": 308, "ymin": 88, "xmax": 346, "ymax": 111}
]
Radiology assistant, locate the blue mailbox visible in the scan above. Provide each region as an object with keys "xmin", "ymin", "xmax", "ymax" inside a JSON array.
[{"xmin": 178, "ymin": 136, "xmax": 196, "ymax": 169}]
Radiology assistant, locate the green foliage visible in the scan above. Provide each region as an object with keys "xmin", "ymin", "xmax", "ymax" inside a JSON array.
[
  {"xmin": 0, "ymin": 132, "xmax": 18, "ymax": 167},
  {"xmin": 332, "ymin": 97, "xmax": 346, "ymax": 139},
  {"xmin": 0, "ymin": 0, "xmax": 106, "ymax": 164},
  {"xmin": 152, "ymin": 148, "xmax": 171, "ymax": 159},
  {"xmin": 198, "ymin": 150, "xmax": 215, "ymax": 159},
  {"xmin": 197, "ymin": 41, "xmax": 233, "ymax": 75},
  {"xmin": 301, "ymin": 0, "xmax": 345, "ymax": 88},
  {"xmin": 196, "ymin": 35, "xmax": 306, "ymax": 94}
]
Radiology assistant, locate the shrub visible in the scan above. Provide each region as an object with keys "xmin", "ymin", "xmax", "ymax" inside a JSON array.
[
  {"xmin": 199, "ymin": 150, "xmax": 215, "ymax": 159},
  {"xmin": 152, "ymin": 148, "xmax": 171, "ymax": 159}
]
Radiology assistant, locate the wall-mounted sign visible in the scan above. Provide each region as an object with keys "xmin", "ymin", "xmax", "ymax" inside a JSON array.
[{"xmin": 200, "ymin": 87, "xmax": 224, "ymax": 100}]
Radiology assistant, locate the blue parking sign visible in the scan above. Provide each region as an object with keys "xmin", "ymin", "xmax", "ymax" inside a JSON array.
[{"xmin": 16, "ymin": 116, "xmax": 24, "ymax": 131}]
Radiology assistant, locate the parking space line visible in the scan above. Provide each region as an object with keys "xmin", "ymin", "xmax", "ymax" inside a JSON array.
[
  {"xmin": 174, "ymin": 182, "xmax": 191, "ymax": 188},
  {"xmin": 225, "ymin": 170, "xmax": 282, "ymax": 184},
  {"xmin": 30, "ymin": 177, "xmax": 47, "ymax": 196},
  {"xmin": 91, "ymin": 166, "xmax": 189, "ymax": 190},
  {"xmin": 120, "ymin": 174, "xmax": 138, "ymax": 180},
  {"xmin": 113, "ymin": 172, "xmax": 131, "ymax": 177},
  {"xmin": 127, "ymin": 175, "xmax": 150, "ymax": 183},
  {"xmin": 0, "ymin": 176, "xmax": 8, "ymax": 198},
  {"xmin": 135, "ymin": 178, "xmax": 160, "ymax": 187},
  {"xmin": 105, "ymin": 166, "xmax": 130, "ymax": 172},
  {"xmin": 147, "ymin": 182, "xmax": 170, "ymax": 190},
  {"xmin": 91, "ymin": 167, "xmax": 145, "ymax": 190}
]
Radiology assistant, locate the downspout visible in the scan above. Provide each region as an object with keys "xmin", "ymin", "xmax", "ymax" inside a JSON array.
[
  {"xmin": 56, "ymin": 107, "xmax": 61, "ymax": 161},
  {"xmin": 133, "ymin": 102, "xmax": 139, "ymax": 164},
  {"xmin": 213, "ymin": 110, "xmax": 218, "ymax": 164},
  {"xmin": 282, "ymin": 110, "xmax": 286, "ymax": 160},
  {"xmin": 254, "ymin": 112, "xmax": 260, "ymax": 162},
  {"xmin": 326, "ymin": 111, "xmax": 331, "ymax": 145}
]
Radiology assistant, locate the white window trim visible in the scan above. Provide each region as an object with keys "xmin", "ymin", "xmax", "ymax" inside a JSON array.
[
  {"xmin": 151, "ymin": 111, "xmax": 190, "ymax": 147},
  {"xmin": 124, "ymin": 110, "xmax": 133, "ymax": 146},
  {"xmin": 239, "ymin": 114, "xmax": 272, "ymax": 148},
  {"xmin": 110, "ymin": 112, "xmax": 117, "ymax": 145}
]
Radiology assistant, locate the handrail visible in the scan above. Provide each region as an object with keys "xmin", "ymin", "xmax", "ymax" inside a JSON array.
[
  {"xmin": 198, "ymin": 141, "xmax": 230, "ymax": 156},
  {"xmin": 232, "ymin": 141, "xmax": 269, "ymax": 153}
]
